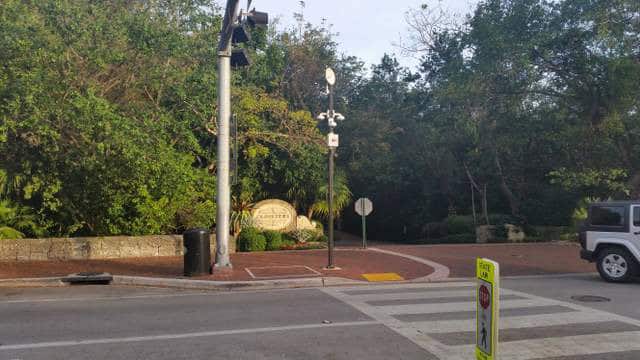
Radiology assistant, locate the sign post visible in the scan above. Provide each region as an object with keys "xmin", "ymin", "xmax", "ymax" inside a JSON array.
[
  {"xmin": 476, "ymin": 258, "xmax": 499, "ymax": 360},
  {"xmin": 354, "ymin": 198, "xmax": 373, "ymax": 249}
]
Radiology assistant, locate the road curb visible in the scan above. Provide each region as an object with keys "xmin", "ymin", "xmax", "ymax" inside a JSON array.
[
  {"xmin": 368, "ymin": 247, "xmax": 450, "ymax": 281},
  {"xmin": 112, "ymin": 275, "xmax": 368, "ymax": 291},
  {"xmin": 0, "ymin": 277, "xmax": 67, "ymax": 288}
]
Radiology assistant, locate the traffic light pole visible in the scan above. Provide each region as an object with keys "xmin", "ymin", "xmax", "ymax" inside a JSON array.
[
  {"xmin": 215, "ymin": 52, "xmax": 232, "ymax": 270},
  {"xmin": 214, "ymin": 0, "xmax": 240, "ymax": 270}
]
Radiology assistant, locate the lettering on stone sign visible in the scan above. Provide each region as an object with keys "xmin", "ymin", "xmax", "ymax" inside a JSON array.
[{"xmin": 251, "ymin": 199, "xmax": 297, "ymax": 231}]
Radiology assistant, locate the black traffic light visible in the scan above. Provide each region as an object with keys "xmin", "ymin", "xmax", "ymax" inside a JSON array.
[
  {"xmin": 232, "ymin": 24, "xmax": 251, "ymax": 44},
  {"xmin": 229, "ymin": 8, "xmax": 268, "ymax": 67},
  {"xmin": 231, "ymin": 48, "xmax": 250, "ymax": 67},
  {"xmin": 246, "ymin": 9, "xmax": 268, "ymax": 27}
]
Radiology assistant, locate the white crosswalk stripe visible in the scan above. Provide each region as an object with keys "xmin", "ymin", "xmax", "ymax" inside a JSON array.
[
  {"xmin": 381, "ymin": 298, "xmax": 560, "ymax": 315},
  {"xmin": 321, "ymin": 282, "xmax": 640, "ymax": 360}
]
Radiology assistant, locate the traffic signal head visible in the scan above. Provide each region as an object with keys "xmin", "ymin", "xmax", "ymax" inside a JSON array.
[
  {"xmin": 232, "ymin": 24, "xmax": 251, "ymax": 44},
  {"xmin": 246, "ymin": 9, "xmax": 268, "ymax": 27},
  {"xmin": 231, "ymin": 48, "xmax": 250, "ymax": 67}
]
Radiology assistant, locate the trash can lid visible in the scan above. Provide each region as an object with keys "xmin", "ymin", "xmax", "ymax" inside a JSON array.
[{"xmin": 183, "ymin": 228, "xmax": 210, "ymax": 235}]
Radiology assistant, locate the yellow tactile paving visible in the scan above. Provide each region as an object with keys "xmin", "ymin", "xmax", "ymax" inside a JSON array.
[{"xmin": 362, "ymin": 273, "xmax": 405, "ymax": 282}]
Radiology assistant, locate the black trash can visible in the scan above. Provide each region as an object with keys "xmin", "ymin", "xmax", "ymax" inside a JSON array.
[{"xmin": 183, "ymin": 228, "xmax": 211, "ymax": 276}]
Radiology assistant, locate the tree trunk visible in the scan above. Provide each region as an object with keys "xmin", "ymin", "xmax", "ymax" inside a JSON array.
[
  {"xmin": 494, "ymin": 153, "xmax": 519, "ymax": 217},
  {"xmin": 482, "ymin": 183, "xmax": 489, "ymax": 225}
]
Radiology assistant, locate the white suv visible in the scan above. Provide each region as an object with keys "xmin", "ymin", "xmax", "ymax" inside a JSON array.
[{"xmin": 580, "ymin": 201, "xmax": 640, "ymax": 282}]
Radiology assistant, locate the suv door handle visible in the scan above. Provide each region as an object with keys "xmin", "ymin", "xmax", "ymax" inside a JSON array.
[{"xmin": 634, "ymin": 231, "xmax": 640, "ymax": 235}]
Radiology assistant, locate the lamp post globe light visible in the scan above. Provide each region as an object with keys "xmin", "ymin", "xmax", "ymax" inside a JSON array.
[{"xmin": 317, "ymin": 67, "xmax": 345, "ymax": 270}]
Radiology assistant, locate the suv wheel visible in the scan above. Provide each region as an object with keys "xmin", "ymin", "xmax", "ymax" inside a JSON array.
[{"xmin": 596, "ymin": 247, "xmax": 638, "ymax": 282}]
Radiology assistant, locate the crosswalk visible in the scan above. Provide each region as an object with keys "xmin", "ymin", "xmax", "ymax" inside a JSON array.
[{"xmin": 321, "ymin": 281, "xmax": 640, "ymax": 360}]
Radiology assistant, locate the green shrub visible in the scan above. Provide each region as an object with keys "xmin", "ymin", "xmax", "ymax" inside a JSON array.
[
  {"xmin": 441, "ymin": 233, "xmax": 477, "ymax": 244},
  {"xmin": 281, "ymin": 238, "xmax": 296, "ymax": 247},
  {"xmin": 445, "ymin": 216, "xmax": 475, "ymax": 235},
  {"xmin": 237, "ymin": 227, "xmax": 266, "ymax": 252},
  {"xmin": 488, "ymin": 214, "xmax": 519, "ymax": 226},
  {"xmin": 287, "ymin": 229, "xmax": 323, "ymax": 243},
  {"xmin": 423, "ymin": 222, "xmax": 446, "ymax": 238},
  {"xmin": 494, "ymin": 224, "xmax": 509, "ymax": 240},
  {"xmin": 264, "ymin": 230, "xmax": 284, "ymax": 251}
]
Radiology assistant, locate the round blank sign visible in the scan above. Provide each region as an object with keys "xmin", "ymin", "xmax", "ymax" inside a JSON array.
[{"xmin": 355, "ymin": 198, "xmax": 373, "ymax": 216}]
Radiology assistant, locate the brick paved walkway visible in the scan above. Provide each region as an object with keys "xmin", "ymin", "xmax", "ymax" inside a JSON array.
[
  {"xmin": 0, "ymin": 248, "xmax": 434, "ymax": 282},
  {"xmin": 378, "ymin": 242, "xmax": 594, "ymax": 278},
  {"xmin": 0, "ymin": 241, "xmax": 595, "ymax": 282}
]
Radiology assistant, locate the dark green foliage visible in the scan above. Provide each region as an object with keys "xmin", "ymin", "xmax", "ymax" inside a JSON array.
[
  {"xmin": 493, "ymin": 225, "xmax": 509, "ymax": 240},
  {"xmin": 263, "ymin": 230, "xmax": 284, "ymax": 251},
  {"xmin": 442, "ymin": 234, "xmax": 477, "ymax": 244},
  {"xmin": 445, "ymin": 216, "xmax": 476, "ymax": 235},
  {"xmin": 338, "ymin": 0, "xmax": 640, "ymax": 241},
  {"xmin": 280, "ymin": 236, "xmax": 296, "ymax": 250},
  {"xmin": 237, "ymin": 227, "xmax": 266, "ymax": 252},
  {"xmin": 0, "ymin": 0, "xmax": 331, "ymax": 237}
]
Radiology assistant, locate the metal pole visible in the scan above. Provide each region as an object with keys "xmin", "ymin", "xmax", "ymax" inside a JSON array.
[
  {"xmin": 327, "ymin": 86, "xmax": 335, "ymax": 269},
  {"xmin": 215, "ymin": 53, "xmax": 232, "ymax": 269},
  {"xmin": 362, "ymin": 201, "xmax": 367, "ymax": 249}
]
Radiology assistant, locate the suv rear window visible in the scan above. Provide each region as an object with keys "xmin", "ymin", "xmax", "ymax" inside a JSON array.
[{"xmin": 591, "ymin": 206, "xmax": 625, "ymax": 226}]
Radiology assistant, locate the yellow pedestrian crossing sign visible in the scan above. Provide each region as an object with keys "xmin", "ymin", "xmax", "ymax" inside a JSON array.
[{"xmin": 476, "ymin": 258, "xmax": 499, "ymax": 360}]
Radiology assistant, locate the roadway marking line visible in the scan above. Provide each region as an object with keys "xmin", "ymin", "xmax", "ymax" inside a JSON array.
[
  {"xmin": 446, "ymin": 331, "xmax": 640, "ymax": 360},
  {"xmin": 334, "ymin": 281, "xmax": 476, "ymax": 293},
  {"xmin": 0, "ymin": 321, "xmax": 379, "ymax": 351},
  {"xmin": 348, "ymin": 289, "xmax": 519, "ymax": 302},
  {"xmin": 0, "ymin": 292, "xmax": 216, "ymax": 304},
  {"xmin": 244, "ymin": 265, "xmax": 322, "ymax": 279},
  {"xmin": 323, "ymin": 282, "xmax": 640, "ymax": 360},
  {"xmin": 320, "ymin": 287, "xmax": 453, "ymax": 357},
  {"xmin": 382, "ymin": 298, "xmax": 560, "ymax": 315},
  {"xmin": 411, "ymin": 311, "xmax": 618, "ymax": 333}
]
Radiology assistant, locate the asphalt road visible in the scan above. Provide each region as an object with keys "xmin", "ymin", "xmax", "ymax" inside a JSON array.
[{"xmin": 0, "ymin": 275, "xmax": 639, "ymax": 360}]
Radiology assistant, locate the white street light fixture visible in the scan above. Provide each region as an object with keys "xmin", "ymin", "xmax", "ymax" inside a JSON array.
[{"xmin": 325, "ymin": 68, "xmax": 336, "ymax": 86}]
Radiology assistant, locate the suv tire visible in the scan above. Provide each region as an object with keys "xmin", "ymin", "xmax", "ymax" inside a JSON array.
[{"xmin": 596, "ymin": 247, "xmax": 638, "ymax": 283}]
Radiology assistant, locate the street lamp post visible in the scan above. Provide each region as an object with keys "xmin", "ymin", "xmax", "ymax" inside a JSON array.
[{"xmin": 317, "ymin": 68, "xmax": 344, "ymax": 270}]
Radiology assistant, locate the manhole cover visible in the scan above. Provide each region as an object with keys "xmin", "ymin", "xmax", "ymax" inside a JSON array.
[{"xmin": 571, "ymin": 295, "xmax": 611, "ymax": 302}]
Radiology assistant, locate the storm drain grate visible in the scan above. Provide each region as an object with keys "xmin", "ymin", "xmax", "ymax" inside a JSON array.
[
  {"xmin": 571, "ymin": 295, "xmax": 611, "ymax": 302},
  {"xmin": 62, "ymin": 272, "xmax": 113, "ymax": 285}
]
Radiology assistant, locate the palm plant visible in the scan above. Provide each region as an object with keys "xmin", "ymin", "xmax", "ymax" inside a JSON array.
[
  {"xmin": 309, "ymin": 171, "xmax": 352, "ymax": 220},
  {"xmin": 231, "ymin": 193, "xmax": 255, "ymax": 237},
  {"xmin": 0, "ymin": 200, "xmax": 42, "ymax": 239}
]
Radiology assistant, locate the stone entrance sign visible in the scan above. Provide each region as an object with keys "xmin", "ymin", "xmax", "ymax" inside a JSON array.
[{"xmin": 251, "ymin": 199, "xmax": 297, "ymax": 232}]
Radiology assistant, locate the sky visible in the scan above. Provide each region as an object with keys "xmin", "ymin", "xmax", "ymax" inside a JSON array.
[{"xmin": 250, "ymin": 0, "xmax": 480, "ymax": 70}]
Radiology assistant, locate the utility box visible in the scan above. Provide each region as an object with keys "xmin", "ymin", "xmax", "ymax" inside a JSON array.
[{"xmin": 183, "ymin": 228, "xmax": 211, "ymax": 276}]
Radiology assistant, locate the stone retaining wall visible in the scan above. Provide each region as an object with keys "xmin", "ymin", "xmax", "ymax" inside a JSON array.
[{"xmin": 0, "ymin": 234, "xmax": 235, "ymax": 261}]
